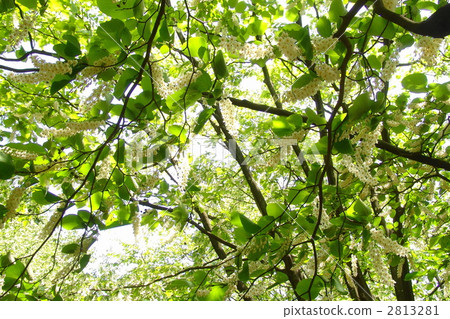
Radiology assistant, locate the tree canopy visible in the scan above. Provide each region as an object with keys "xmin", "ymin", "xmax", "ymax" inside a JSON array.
[{"xmin": 0, "ymin": 0, "xmax": 449, "ymax": 301}]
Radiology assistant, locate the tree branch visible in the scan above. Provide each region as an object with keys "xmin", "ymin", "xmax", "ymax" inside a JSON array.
[
  {"xmin": 376, "ymin": 140, "xmax": 450, "ymax": 171},
  {"xmin": 373, "ymin": 2, "xmax": 450, "ymax": 38},
  {"xmin": 213, "ymin": 106, "xmax": 268, "ymax": 216}
]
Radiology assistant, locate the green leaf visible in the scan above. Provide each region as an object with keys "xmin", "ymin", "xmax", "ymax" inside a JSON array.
[
  {"xmin": 157, "ymin": 19, "xmax": 170, "ymax": 42},
  {"xmin": 0, "ymin": 0, "xmax": 15, "ymax": 13},
  {"xmin": 404, "ymin": 271, "xmax": 422, "ymax": 281},
  {"xmin": 133, "ymin": 0, "xmax": 145, "ymax": 19},
  {"xmin": 186, "ymin": 36, "xmax": 209, "ymax": 61},
  {"xmin": 348, "ymin": 92, "xmax": 372, "ymax": 121},
  {"xmin": 194, "ymin": 108, "xmax": 215, "ymax": 134},
  {"xmin": 401, "ymin": 73, "xmax": 428, "ymax": 93},
  {"xmin": 239, "ymin": 214, "xmax": 261, "ymax": 234},
  {"xmin": 79, "ymin": 254, "xmax": 91, "ymax": 271},
  {"xmin": 366, "ymin": 16, "xmax": 396, "ymax": 39},
  {"xmin": 5, "ymin": 261, "xmax": 25, "ymax": 280},
  {"xmin": 17, "ymin": 0, "xmax": 37, "ymax": 9},
  {"xmin": 0, "ymin": 151, "xmax": 15, "ymax": 180},
  {"xmin": 206, "ymin": 286, "xmax": 225, "ymax": 301},
  {"xmin": 238, "ymin": 261, "xmax": 249, "ymax": 281},
  {"xmin": 114, "ymin": 139, "xmax": 126, "ymax": 164},
  {"xmin": 51, "ymin": 75, "xmax": 73, "ymax": 95},
  {"xmin": 31, "ymin": 189, "xmax": 62, "ymax": 205},
  {"xmin": 315, "ymin": 136, "xmax": 328, "ymax": 155},
  {"xmin": 61, "ymin": 243, "xmax": 79, "ymax": 254},
  {"xmin": 332, "ymin": 277, "xmax": 348, "ymax": 294},
  {"xmin": 430, "ymin": 82, "xmax": 449, "ymax": 100},
  {"xmin": 333, "ymin": 139, "xmax": 354, "ymax": 154},
  {"xmin": 61, "ymin": 214, "xmax": 86, "ymax": 230},
  {"xmin": 316, "ymin": 17, "xmax": 332, "ymax": 37},
  {"xmin": 346, "ymin": 199, "xmax": 372, "ymax": 223},
  {"xmin": 329, "ymin": 0, "xmax": 346, "ymax": 23},
  {"xmin": 114, "ymin": 68, "xmax": 139, "ymax": 99},
  {"xmin": 168, "ymin": 124, "xmax": 187, "ymax": 143},
  {"xmin": 63, "ymin": 34, "xmax": 82, "ymax": 58},
  {"xmin": 296, "ymin": 277, "xmax": 324, "ymax": 300},
  {"xmin": 367, "ymin": 55, "xmax": 381, "ymax": 70},
  {"xmin": 329, "ymin": 240, "xmax": 343, "ymax": 257},
  {"xmin": 213, "ymin": 50, "xmax": 228, "ymax": 79},
  {"xmin": 235, "ymin": 1, "xmax": 247, "ymax": 13},
  {"xmin": 248, "ymin": 17, "xmax": 268, "ymax": 36},
  {"xmin": 166, "ymin": 279, "xmax": 193, "ymax": 290},
  {"xmin": 287, "ymin": 189, "xmax": 310, "ymax": 206},
  {"xmin": 97, "ymin": 0, "xmax": 135, "ymax": 19},
  {"xmin": 266, "ymin": 202, "xmax": 284, "ymax": 218},
  {"xmin": 305, "ymin": 108, "xmax": 327, "ymax": 126},
  {"xmin": 271, "ymin": 116, "xmax": 295, "ymax": 137},
  {"xmin": 298, "ymin": 26, "xmax": 313, "ymax": 60}
]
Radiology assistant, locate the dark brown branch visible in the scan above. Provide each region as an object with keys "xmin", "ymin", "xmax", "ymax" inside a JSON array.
[
  {"xmin": 335, "ymin": 0, "xmax": 370, "ymax": 38},
  {"xmin": 228, "ymin": 97, "xmax": 303, "ymax": 118},
  {"xmin": 373, "ymin": 2, "xmax": 450, "ymax": 38},
  {"xmin": 0, "ymin": 65, "xmax": 38, "ymax": 73},
  {"xmin": 261, "ymin": 66, "xmax": 283, "ymax": 109},
  {"xmin": 213, "ymin": 106, "xmax": 268, "ymax": 216},
  {"xmin": 376, "ymin": 140, "xmax": 450, "ymax": 171}
]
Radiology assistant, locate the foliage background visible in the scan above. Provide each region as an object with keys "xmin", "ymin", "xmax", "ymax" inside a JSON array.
[{"xmin": 0, "ymin": 0, "xmax": 449, "ymax": 301}]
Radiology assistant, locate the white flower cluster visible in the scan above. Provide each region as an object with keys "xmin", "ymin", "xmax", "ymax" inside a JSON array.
[
  {"xmin": 151, "ymin": 63, "xmax": 200, "ymax": 99},
  {"xmin": 312, "ymin": 197, "xmax": 332, "ymax": 229},
  {"xmin": 277, "ymin": 33, "xmax": 303, "ymax": 61},
  {"xmin": 246, "ymin": 283, "xmax": 265, "ymax": 298},
  {"xmin": 39, "ymin": 210, "xmax": 63, "ymax": 239},
  {"xmin": 97, "ymin": 157, "xmax": 111, "ymax": 179},
  {"xmin": 416, "ymin": 36, "xmax": 443, "ymax": 65},
  {"xmin": 4, "ymin": 187, "xmax": 25, "ymax": 222},
  {"xmin": 132, "ymin": 213, "xmax": 141, "ymax": 239},
  {"xmin": 383, "ymin": 0, "xmax": 398, "ymax": 11},
  {"xmin": 10, "ymin": 56, "xmax": 75, "ymax": 84},
  {"xmin": 304, "ymin": 246, "xmax": 329, "ymax": 276},
  {"xmin": 177, "ymin": 153, "xmax": 191, "ymax": 190},
  {"xmin": 81, "ymin": 55, "xmax": 117, "ymax": 78},
  {"xmin": 266, "ymin": 151, "xmax": 280, "ymax": 168},
  {"xmin": 243, "ymin": 236, "xmax": 268, "ymax": 256},
  {"xmin": 368, "ymin": 243, "xmax": 395, "ymax": 287},
  {"xmin": 196, "ymin": 289, "xmax": 210, "ymax": 297},
  {"xmin": 2, "ymin": 146, "xmax": 38, "ymax": 161},
  {"xmin": 370, "ymin": 228, "xmax": 409, "ymax": 257},
  {"xmin": 81, "ymin": 83, "xmax": 112, "ymax": 113},
  {"xmin": 41, "ymin": 120, "xmax": 105, "ymax": 138},
  {"xmin": 288, "ymin": 129, "xmax": 306, "ymax": 141},
  {"xmin": 8, "ymin": 15, "xmax": 35, "ymax": 46},
  {"xmin": 380, "ymin": 53, "xmax": 398, "ymax": 82},
  {"xmin": 282, "ymin": 78, "xmax": 323, "ymax": 103},
  {"xmin": 312, "ymin": 37, "xmax": 337, "ymax": 54},
  {"xmin": 340, "ymin": 174, "xmax": 354, "ymax": 188},
  {"xmin": 351, "ymin": 254, "xmax": 358, "ymax": 277},
  {"xmin": 190, "ymin": 0, "xmax": 213, "ymax": 7},
  {"xmin": 219, "ymin": 36, "xmax": 243, "ymax": 56},
  {"xmin": 341, "ymin": 123, "xmax": 381, "ymax": 186},
  {"xmin": 344, "ymin": 267, "xmax": 358, "ymax": 294},
  {"xmin": 248, "ymin": 260, "xmax": 269, "ymax": 273},
  {"xmin": 240, "ymin": 42, "xmax": 274, "ymax": 61},
  {"xmin": 139, "ymin": 173, "xmax": 159, "ymax": 192},
  {"xmin": 315, "ymin": 63, "xmax": 340, "ymax": 82},
  {"xmin": 219, "ymin": 98, "xmax": 239, "ymax": 137},
  {"xmin": 342, "ymin": 154, "xmax": 377, "ymax": 186},
  {"xmin": 220, "ymin": 36, "xmax": 274, "ymax": 60}
]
